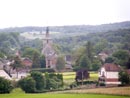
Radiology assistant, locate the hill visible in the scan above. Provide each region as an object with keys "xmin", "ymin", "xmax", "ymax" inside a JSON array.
[{"xmin": 0, "ymin": 21, "xmax": 130, "ymax": 33}]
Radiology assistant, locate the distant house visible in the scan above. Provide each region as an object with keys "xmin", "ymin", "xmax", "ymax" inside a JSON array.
[
  {"xmin": 22, "ymin": 57, "xmax": 32, "ymax": 67},
  {"xmin": 98, "ymin": 63, "xmax": 121, "ymax": 87},
  {"xmin": 98, "ymin": 52, "xmax": 108, "ymax": 62}
]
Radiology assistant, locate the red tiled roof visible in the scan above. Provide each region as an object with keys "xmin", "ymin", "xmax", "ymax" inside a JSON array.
[{"xmin": 102, "ymin": 63, "xmax": 121, "ymax": 72}]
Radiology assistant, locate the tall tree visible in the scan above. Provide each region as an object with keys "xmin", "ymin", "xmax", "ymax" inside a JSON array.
[
  {"xmin": 22, "ymin": 47, "xmax": 40, "ymax": 59},
  {"xmin": 85, "ymin": 41, "xmax": 93, "ymax": 62},
  {"xmin": 79, "ymin": 54, "xmax": 90, "ymax": 69},
  {"xmin": 32, "ymin": 51, "xmax": 41, "ymax": 68},
  {"xmin": 40, "ymin": 55, "xmax": 46, "ymax": 68},
  {"xmin": 11, "ymin": 56, "xmax": 23, "ymax": 78},
  {"xmin": 56, "ymin": 56, "xmax": 65, "ymax": 71}
]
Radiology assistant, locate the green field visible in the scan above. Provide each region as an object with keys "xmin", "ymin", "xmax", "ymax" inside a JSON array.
[
  {"xmin": 62, "ymin": 71, "xmax": 98, "ymax": 80},
  {"xmin": 0, "ymin": 93, "xmax": 129, "ymax": 98},
  {"xmin": 0, "ymin": 72, "xmax": 129, "ymax": 98},
  {"xmin": 62, "ymin": 71, "xmax": 98, "ymax": 85}
]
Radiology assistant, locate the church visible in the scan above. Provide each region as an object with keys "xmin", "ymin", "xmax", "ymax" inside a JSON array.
[{"xmin": 42, "ymin": 27, "xmax": 57, "ymax": 69}]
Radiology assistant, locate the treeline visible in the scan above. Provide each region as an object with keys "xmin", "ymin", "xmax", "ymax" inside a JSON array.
[
  {"xmin": 0, "ymin": 21, "xmax": 130, "ymax": 33},
  {"xmin": 54, "ymin": 28, "xmax": 130, "ymax": 53}
]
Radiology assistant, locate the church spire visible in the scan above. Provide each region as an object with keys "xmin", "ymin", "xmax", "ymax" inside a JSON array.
[{"xmin": 46, "ymin": 27, "xmax": 49, "ymax": 38}]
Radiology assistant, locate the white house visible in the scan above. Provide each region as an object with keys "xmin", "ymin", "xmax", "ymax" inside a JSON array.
[
  {"xmin": 0, "ymin": 70, "xmax": 12, "ymax": 80},
  {"xmin": 98, "ymin": 63, "xmax": 121, "ymax": 87}
]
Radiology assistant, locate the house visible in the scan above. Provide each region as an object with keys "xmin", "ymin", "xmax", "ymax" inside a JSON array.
[
  {"xmin": 22, "ymin": 57, "xmax": 32, "ymax": 67},
  {"xmin": 98, "ymin": 63, "xmax": 121, "ymax": 87},
  {"xmin": 0, "ymin": 70, "xmax": 12, "ymax": 80},
  {"xmin": 98, "ymin": 52, "xmax": 108, "ymax": 62}
]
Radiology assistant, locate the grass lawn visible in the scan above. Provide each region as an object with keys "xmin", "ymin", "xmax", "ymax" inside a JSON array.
[
  {"xmin": 0, "ymin": 93, "xmax": 129, "ymax": 98},
  {"xmin": 62, "ymin": 71, "xmax": 98, "ymax": 85}
]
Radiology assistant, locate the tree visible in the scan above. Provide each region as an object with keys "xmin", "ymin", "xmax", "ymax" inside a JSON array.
[
  {"xmin": 94, "ymin": 39, "xmax": 108, "ymax": 54},
  {"xmin": 85, "ymin": 41, "xmax": 93, "ymax": 62},
  {"xmin": 105, "ymin": 56, "xmax": 115, "ymax": 63},
  {"xmin": 119, "ymin": 71, "xmax": 130, "ymax": 85},
  {"xmin": 0, "ymin": 77, "xmax": 13, "ymax": 93},
  {"xmin": 113, "ymin": 50, "xmax": 130, "ymax": 67},
  {"xmin": 11, "ymin": 56, "xmax": 23, "ymax": 78},
  {"xmin": 45, "ymin": 72, "xmax": 63, "ymax": 90},
  {"xmin": 40, "ymin": 55, "xmax": 46, "ymax": 68},
  {"xmin": 32, "ymin": 51, "xmax": 41, "ymax": 68},
  {"xmin": 56, "ymin": 56, "xmax": 65, "ymax": 71},
  {"xmin": 18, "ymin": 77, "xmax": 36, "ymax": 93},
  {"xmin": 79, "ymin": 54, "xmax": 90, "ymax": 69},
  {"xmin": 91, "ymin": 58, "xmax": 101, "ymax": 71},
  {"xmin": 22, "ymin": 47, "xmax": 40, "ymax": 59},
  {"xmin": 0, "ymin": 52, "xmax": 5, "ymax": 58}
]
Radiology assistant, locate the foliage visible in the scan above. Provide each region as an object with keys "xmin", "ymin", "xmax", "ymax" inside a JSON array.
[
  {"xmin": 31, "ymin": 68, "xmax": 55, "ymax": 73},
  {"xmin": 32, "ymin": 51, "xmax": 41, "ymax": 68},
  {"xmin": 113, "ymin": 50, "xmax": 130, "ymax": 67},
  {"xmin": 45, "ymin": 72, "xmax": 63, "ymax": 90},
  {"xmin": 105, "ymin": 56, "xmax": 115, "ymax": 63},
  {"xmin": 85, "ymin": 41, "xmax": 93, "ymax": 62},
  {"xmin": 79, "ymin": 54, "xmax": 90, "ymax": 69},
  {"xmin": 30, "ymin": 71, "xmax": 46, "ymax": 90},
  {"xmin": 0, "ymin": 52, "xmax": 5, "ymax": 58},
  {"xmin": 18, "ymin": 77, "xmax": 36, "ymax": 93},
  {"xmin": 39, "ymin": 55, "xmax": 46, "ymax": 68},
  {"xmin": 19, "ymin": 71, "xmax": 46, "ymax": 93},
  {"xmin": 0, "ymin": 77, "xmax": 13, "ymax": 93},
  {"xmin": 0, "ymin": 32, "xmax": 20, "ymax": 56},
  {"xmin": 119, "ymin": 70, "xmax": 130, "ymax": 85},
  {"xmin": 56, "ymin": 56, "xmax": 65, "ymax": 71},
  {"xmin": 22, "ymin": 47, "xmax": 40, "ymax": 59},
  {"xmin": 75, "ymin": 69, "xmax": 89, "ymax": 82},
  {"xmin": 10, "ymin": 56, "xmax": 23, "ymax": 78}
]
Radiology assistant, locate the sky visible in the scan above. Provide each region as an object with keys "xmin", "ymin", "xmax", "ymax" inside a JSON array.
[{"xmin": 0, "ymin": 0, "xmax": 130, "ymax": 28}]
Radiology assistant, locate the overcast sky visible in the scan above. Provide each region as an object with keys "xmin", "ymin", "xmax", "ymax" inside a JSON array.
[{"xmin": 0, "ymin": 0, "xmax": 130, "ymax": 28}]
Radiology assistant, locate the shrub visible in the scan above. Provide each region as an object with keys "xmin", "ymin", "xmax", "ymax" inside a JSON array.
[
  {"xmin": 31, "ymin": 68, "xmax": 55, "ymax": 73},
  {"xmin": 18, "ymin": 77, "xmax": 36, "ymax": 93},
  {"xmin": 0, "ymin": 77, "xmax": 13, "ymax": 93},
  {"xmin": 119, "ymin": 70, "xmax": 130, "ymax": 85},
  {"xmin": 45, "ymin": 72, "xmax": 63, "ymax": 90},
  {"xmin": 30, "ymin": 71, "xmax": 46, "ymax": 90}
]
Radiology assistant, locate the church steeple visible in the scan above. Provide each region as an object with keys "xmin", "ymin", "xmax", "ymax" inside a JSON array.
[
  {"xmin": 42, "ymin": 27, "xmax": 57, "ymax": 69},
  {"xmin": 46, "ymin": 27, "xmax": 49, "ymax": 38}
]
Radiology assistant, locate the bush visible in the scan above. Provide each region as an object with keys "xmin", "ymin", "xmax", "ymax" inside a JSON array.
[
  {"xmin": 76, "ymin": 80, "xmax": 98, "ymax": 85},
  {"xmin": 18, "ymin": 77, "xmax": 36, "ymax": 93},
  {"xmin": 45, "ymin": 72, "xmax": 63, "ymax": 90},
  {"xmin": 30, "ymin": 71, "xmax": 46, "ymax": 90},
  {"xmin": 0, "ymin": 77, "xmax": 13, "ymax": 93},
  {"xmin": 31, "ymin": 68, "xmax": 55, "ymax": 73},
  {"xmin": 119, "ymin": 70, "xmax": 130, "ymax": 85}
]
